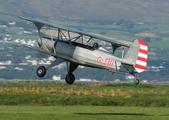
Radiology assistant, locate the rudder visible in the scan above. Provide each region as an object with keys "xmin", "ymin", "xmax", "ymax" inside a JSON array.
[{"xmin": 123, "ymin": 39, "xmax": 148, "ymax": 73}]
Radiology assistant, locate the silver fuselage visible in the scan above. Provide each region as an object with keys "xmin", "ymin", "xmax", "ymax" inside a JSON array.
[{"xmin": 40, "ymin": 39, "xmax": 127, "ymax": 73}]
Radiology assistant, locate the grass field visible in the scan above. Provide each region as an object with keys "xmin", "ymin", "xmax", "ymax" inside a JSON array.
[
  {"xmin": 0, "ymin": 82, "xmax": 169, "ymax": 120},
  {"xmin": 0, "ymin": 106, "xmax": 169, "ymax": 120}
]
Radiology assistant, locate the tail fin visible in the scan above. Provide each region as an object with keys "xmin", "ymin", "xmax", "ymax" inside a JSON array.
[{"xmin": 123, "ymin": 39, "xmax": 148, "ymax": 73}]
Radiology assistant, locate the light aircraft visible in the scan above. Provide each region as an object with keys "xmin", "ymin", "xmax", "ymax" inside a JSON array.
[{"xmin": 19, "ymin": 16, "xmax": 148, "ymax": 85}]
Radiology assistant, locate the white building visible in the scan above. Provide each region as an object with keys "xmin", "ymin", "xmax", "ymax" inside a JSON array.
[{"xmin": 52, "ymin": 75, "xmax": 61, "ymax": 80}]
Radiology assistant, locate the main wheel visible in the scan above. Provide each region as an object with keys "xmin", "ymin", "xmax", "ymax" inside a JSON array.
[
  {"xmin": 36, "ymin": 66, "xmax": 46, "ymax": 77},
  {"xmin": 65, "ymin": 74, "xmax": 75, "ymax": 84},
  {"xmin": 134, "ymin": 78, "xmax": 140, "ymax": 85}
]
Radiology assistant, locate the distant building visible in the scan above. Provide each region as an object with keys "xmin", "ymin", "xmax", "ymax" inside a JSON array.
[
  {"xmin": 14, "ymin": 67, "xmax": 23, "ymax": 71},
  {"xmin": 52, "ymin": 75, "xmax": 61, "ymax": 80},
  {"xmin": 0, "ymin": 25, "xmax": 7, "ymax": 28},
  {"xmin": 8, "ymin": 22, "xmax": 16, "ymax": 26}
]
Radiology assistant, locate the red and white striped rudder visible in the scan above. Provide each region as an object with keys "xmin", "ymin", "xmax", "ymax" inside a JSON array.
[
  {"xmin": 134, "ymin": 39, "xmax": 148, "ymax": 73},
  {"xmin": 123, "ymin": 39, "xmax": 148, "ymax": 74}
]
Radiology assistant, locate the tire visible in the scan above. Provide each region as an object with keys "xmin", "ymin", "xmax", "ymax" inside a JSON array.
[
  {"xmin": 65, "ymin": 74, "xmax": 75, "ymax": 84},
  {"xmin": 134, "ymin": 78, "xmax": 140, "ymax": 85},
  {"xmin": 36, "ymin": 66, "xmax": 46, "ymax": 77}
]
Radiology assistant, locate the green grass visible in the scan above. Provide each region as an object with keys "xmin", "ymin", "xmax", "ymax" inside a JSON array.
[
  {"xmin": 0, "ymin": 82, "xmax": 169, "ymax": 119},
  {"xmin": 1, "ymin": 94, "xmax": 169, "ymax": 107},
  {"xmin": 0, "ymin": 106, "xmax": 169, "ymax": 120},
  {"xmin": 0, "ymin": 81, "xmax": 169, "ymax": 93},
  {"xmin": 148, "ymin": 41, "xmax": 169, "ymax": 48},
  {"xmin": 0, "ymin": 82, "xmax": 169, "ymax": 107}
]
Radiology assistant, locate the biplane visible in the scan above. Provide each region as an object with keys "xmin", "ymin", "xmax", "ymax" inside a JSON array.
[{"xmin": 19, "ymin": 16, "xmax": 148, "ymax": 85}]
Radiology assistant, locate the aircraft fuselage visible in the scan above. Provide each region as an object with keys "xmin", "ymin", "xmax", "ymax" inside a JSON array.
[{"xmin": 54, "ymin": 41, "xmax": 123, "ymax": 72}]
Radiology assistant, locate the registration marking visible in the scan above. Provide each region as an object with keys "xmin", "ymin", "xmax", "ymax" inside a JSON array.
[{"xmin": 96, "ymin": 56, "xmax": 114, "ymax": 67}]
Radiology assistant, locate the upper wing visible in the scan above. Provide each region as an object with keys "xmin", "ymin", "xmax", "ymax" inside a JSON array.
[{"xmin": 19, "ymin": 16, "xmax": 131, "ymax": 47}]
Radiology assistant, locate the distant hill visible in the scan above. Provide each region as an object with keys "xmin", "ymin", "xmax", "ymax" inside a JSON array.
[{"xmin": 1, "ymin": 0, "xmax": 169, "ymax": 22}]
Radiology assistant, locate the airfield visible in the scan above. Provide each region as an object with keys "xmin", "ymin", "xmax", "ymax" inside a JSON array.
[
  {"xmin": 0, "ymin": 81, "xmax": 169, "ymax": 120},
  {"xmin": 0, "ymin": 106, "xmax": 169, "ymax": 120}
]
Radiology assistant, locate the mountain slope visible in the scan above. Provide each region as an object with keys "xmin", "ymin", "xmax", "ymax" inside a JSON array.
[{"xmin": 1, "ymin": 0, "xmax": 169, "ymax": 22}]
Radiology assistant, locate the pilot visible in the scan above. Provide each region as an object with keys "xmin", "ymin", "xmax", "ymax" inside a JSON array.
[{"xmin": 93, "ymin": 42, "xmax": 99, "ymax": 50}]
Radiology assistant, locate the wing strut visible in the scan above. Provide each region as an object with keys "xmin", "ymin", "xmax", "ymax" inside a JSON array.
[{"xmin": 86, "ymin": 37, "xmax": 93, "ymax": 44}]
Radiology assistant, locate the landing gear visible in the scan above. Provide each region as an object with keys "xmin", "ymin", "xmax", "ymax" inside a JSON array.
[
  {"xmin": 65, "ymin": 63, "xmax": 78, "ymax": 85},
  {"xmin": 36, "ymin": 66, "xmax": 46, "ymax": 77},
  {"xmin": 65, "ymin": 74, "xmax": 75, "ymax": 84},
  {"xmin": 36, "ymin": 60, "xmax": 78, "ymax": 85},
  {"xmin": 36, "ymin": 60, "xmax": 79, "ymax": 85},
  {"xmin": 36, "ymin": 58, "xmax": 65, "ymax": 78},
  {"xmin": 132, "ymin": 74, "xmax": 140, "ymax": 85},
  {"xmin": 36, "ymin": 64, "xmax": 77, "ymax": 85},
  {"xmin": 134, "ymin": 78, "xmax": 140, "ymax": 85}
]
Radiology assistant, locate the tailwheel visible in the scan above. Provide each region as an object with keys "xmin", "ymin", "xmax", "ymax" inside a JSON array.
[
  {"xmin": 36, "ymin": 66, "xmax": 46, "ymax": 77},
  {"xmin": 134, "ymin": 78, "xmax": 140, "ymax": 85},
  {"xmin": 65, "ymin": 74, "xmax": 75, "ymax": 85}
]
